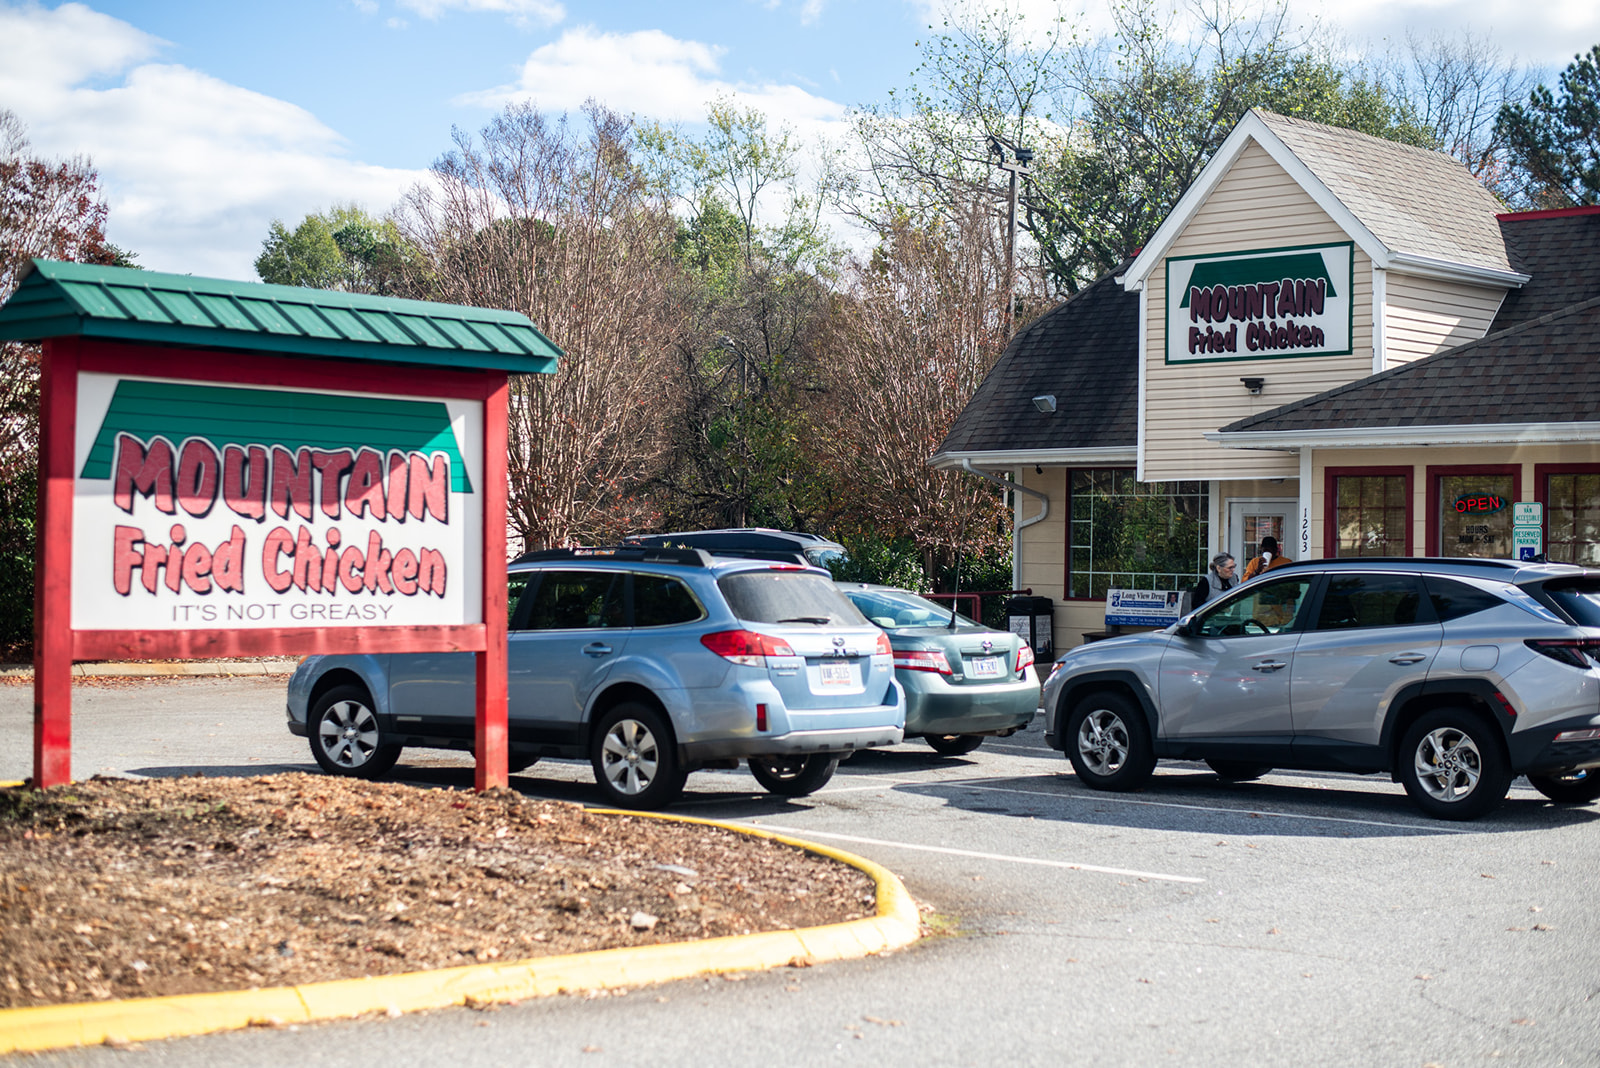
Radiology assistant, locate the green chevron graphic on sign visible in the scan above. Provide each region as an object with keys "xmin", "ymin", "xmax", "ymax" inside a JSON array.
[
  {"xmin": 1178, "ymin": 252, "xmax": 1338, "ymax": 307},
  {"xmin": 80, "ymin": 380, "xmax": 472, "ymax": 492}
]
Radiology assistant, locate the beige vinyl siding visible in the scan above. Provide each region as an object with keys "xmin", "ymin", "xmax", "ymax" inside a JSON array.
[
  {"xmin": 1384, "ymin": 273, "xmax": 1507, "ymax": 368},
  {"xmin": 1016, "ymin": 467, "xmax": 1066, "ymax": 605},
  {"xmin": 1143, "ymin": 141, "xmax": 1373, "ymax": 482}
]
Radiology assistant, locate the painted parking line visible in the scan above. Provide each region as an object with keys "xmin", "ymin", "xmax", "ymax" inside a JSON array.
[
  {"xmin": 880, "ymin": 777, "xmax": 1474, "ymax": 834},
  {"xmin": 732, "ymin": 823, "xmax": 1206, "ymax": 884}
]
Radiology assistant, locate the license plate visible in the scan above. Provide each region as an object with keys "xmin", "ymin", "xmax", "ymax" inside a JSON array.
[
  {"xmin": 818, "ymin": 661, "xmax": 854, "ymax": 687},
  {"xmin": 969, "ymin": 656, "xmax": 1005, "ymax": 679}
]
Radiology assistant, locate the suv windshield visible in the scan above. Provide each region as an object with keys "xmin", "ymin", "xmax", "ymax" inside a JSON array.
[{"xmin": 718, "ymin": 571, "xmax": 867, "ymax": 625}]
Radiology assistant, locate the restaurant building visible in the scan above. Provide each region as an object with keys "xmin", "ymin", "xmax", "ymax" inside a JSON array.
[{"xmin": 934, "ymin": 108, "xmax": 1600, "ymax": 646}]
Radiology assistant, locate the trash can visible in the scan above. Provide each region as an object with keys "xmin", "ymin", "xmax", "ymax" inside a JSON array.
[{"xmin": 1005, "ymin": 596, "xmax": 1054, "ymax": 663}]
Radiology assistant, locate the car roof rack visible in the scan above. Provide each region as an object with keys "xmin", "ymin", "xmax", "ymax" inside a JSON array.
[
  {"xmin": 512, "ymin": 546, "xmax": 713, "ymax": 567},
  {"xmin": 1275, "ymin": 556, "xmax": 1524, "ymax": 570}
]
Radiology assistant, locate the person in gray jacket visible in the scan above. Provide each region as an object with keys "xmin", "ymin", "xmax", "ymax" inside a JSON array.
[{"xmin": 1190, "ymin": 553, "xmax": 1238, "ymax": 608}]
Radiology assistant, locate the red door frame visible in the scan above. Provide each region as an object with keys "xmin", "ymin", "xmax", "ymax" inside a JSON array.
[
  {"xmin": 33, "ymin": 337, "xmax": 510, "ymax": 791},
  {"xmin": 1424, "ymin": 463, "xmax": 1522, "ymax": 556}
]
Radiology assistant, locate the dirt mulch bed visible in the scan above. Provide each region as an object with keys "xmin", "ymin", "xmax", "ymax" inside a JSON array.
[{"xmin": 0, "ymin": 774, "xmax": 875, "ymax": 1009}]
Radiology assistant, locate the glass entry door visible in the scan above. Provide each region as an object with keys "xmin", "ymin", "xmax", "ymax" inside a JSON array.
[{"xmin": 1228, "ymin": 499, "xmax": 1296, "ymax": 565}]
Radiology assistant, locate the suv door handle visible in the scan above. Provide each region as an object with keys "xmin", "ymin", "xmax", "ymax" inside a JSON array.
[
  {"xmin": 582, "ymin": 642, "xmax": 613, "ymax": 657},
  {"xmin": 1252, "ymin": 660, "xmax": 1288, "ymax": 672},
  {"xmin": 1388, "ymin": 653, "xmax": 1427, "ymax": 665}
]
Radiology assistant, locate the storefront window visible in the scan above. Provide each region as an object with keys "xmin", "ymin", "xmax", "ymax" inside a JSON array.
[
  {"xmin": 1436, "ymin": 472, "xmax": 1515, "ymax": 557},
  {"xmin": 1067, "ymin": 470, "xmax": 1208, "ymax": 599},
  {"xmin": 1545, "ymin": 471, "xmax": 1600, "ymax": 565},
  {"xmin": 1332, "ymin": 473, "xmax": 1409, "ymax": 556}
]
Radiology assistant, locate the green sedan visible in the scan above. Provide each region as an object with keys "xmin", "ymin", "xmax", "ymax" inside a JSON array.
[{"xmin": 837, "ymin": 583, "xmax": 1041, "ymax": 755}]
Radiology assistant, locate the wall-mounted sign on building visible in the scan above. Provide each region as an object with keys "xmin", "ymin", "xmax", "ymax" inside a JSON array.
[{"xmin": 1166, "ymin": 242, "xmax": 1354, "ymax": 363}]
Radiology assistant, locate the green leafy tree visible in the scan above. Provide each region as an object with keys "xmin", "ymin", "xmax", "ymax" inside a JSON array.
[
  {"xmin": 1495, "ymin": 44, "xmax": 1600, "ymax": 208},
  {"xmin": 638, "ymin": 100, "xmax": 842, "ymax": 533},
  {"xmin": 0, "ymin": 109, "xmax": 128, "ymax": 655},
  {"xmin": 254, "ymin": 204, "xmax": 425, "ymax": 295}
]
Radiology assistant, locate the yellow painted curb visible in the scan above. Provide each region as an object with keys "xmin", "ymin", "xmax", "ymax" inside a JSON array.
[{"xmin": 0, "ymin": 810, "xmax": 919, "ymax": 1054}]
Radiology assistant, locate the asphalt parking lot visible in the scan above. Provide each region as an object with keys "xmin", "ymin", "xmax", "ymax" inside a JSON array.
[{"xmin": 4, "ymin": 675, "xmax": 1599, "ymax": 1067}]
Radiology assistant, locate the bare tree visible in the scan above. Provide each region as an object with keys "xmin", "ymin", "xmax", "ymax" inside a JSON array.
[
  {"xmin": 398, "ymin": 102, "xmax": 689, "ymax": 551},
  {"xmin": 817, "ymin": 196, "xmax": 1014, "ymax": 570},
  {"xmin": 1378, "ymin": 29, "xmax": 1535, "ymax": 193},
  {"xmin": 0, "ymin": 110, "xmax": 120, "ymax": 480}
]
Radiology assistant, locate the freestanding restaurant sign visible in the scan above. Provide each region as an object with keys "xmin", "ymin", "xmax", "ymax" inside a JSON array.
[{"xmin": 0, "ymin": 259, "xmax": 561, "ymax": 790}]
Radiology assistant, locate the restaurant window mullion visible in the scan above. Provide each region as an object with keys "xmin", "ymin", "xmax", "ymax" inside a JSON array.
[
  {"xmin": 1545, "ymin": 470, "xmax": 1600, "ymax": 565},
  {"xmin": 1066, "ymin": 469, "xmax": 1209, "ymax": 599},
  {"xmin": 1332, "ymin": 472, "xmax": 1409, "ymax": 557}
]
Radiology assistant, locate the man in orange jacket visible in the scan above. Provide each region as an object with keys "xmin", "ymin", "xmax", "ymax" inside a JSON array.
[{"xmin": 1241, "ymin": 535, "xmax": 1293, "ymax": 581}]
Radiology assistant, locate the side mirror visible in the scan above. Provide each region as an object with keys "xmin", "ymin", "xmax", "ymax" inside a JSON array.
[{"xmin": 1173, "ymin": 615, "xmax": 1195, "ymax": 638}]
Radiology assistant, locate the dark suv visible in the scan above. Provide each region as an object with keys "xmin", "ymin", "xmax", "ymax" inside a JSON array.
[
  {"xmin": 1040, "ymin": 558, "xmax": 1600, "ymax": 820},
  {"xmin": 622, "ymin": 529, "xmax": 848, "ymax": 570}
]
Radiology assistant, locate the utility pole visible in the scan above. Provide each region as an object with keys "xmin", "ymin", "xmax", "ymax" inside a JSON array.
[{"xmin": 988, "ymin": 137, "xmax": 1033, "ymax": 322}]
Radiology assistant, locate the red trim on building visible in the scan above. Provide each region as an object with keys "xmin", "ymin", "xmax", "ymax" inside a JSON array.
[{"xmin": 1495, "ymin": 205, "xmax": 1600, "ymax": 221}]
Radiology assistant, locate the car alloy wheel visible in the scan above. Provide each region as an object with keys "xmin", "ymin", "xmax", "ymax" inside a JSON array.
[
  {"xmin": 1412, "ymin": 725, "xmax": 1483, "ymax": 803},
  {"xmin": 590, "ymin": 701, "xmax": 685, "ymax": 810},
  {"xmin": 1064, "ymin": 690, "xmax": 1155, "ymax": 791},
  {"xmin": 1398, "ymin": 708, "xmax": 1510, "ymax": 821},
  {"xmin": 309, "ymin": 684, "xmax": 401, "ymax": 780},
  {"xmin": 747, "ymin": 753, "xmax": 840, "ymax": 796},
  {"xmin": 1077, "ymin": 710, "xmax": 1130, "ymax": 776}
]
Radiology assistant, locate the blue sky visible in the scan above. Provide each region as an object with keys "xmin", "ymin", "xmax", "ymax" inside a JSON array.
[{"xmin": 2, "ymin": 0, "xmax": 1597, "ymax": 281}]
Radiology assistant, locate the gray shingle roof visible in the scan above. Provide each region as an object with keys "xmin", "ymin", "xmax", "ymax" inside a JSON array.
[
  {"xmin": 1491, "ymin": 208, "xmax": 1600, "ymax": 332},
  {"xmin": 1255, "ymin": 111, "xmax": 1513, "ymax": 273},
  {"xmin": 936, "ymin": 266, "xmax": 1138, "ymax": 455},
  {"xmin": 1217, "ymin": 293, "xmax": 1600, "ymax": 434}
]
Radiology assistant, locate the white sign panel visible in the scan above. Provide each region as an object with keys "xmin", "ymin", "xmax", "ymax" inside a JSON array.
[
  {"xmin": 1104, "ymin": 589, "xmax": 1188, "ymax": 628},
  {"xmin": 1513, "ymin": 501, "xmax": 1543, "ymax": 525},
  {"xmin": 1165, "ymin": 242, "xmax": 1354, "ymax": 363},
  {"xmin": 72, "ymin": 373, "xmax": 484, "ymax": 631},
  {"xmin": 1513, "ymin": 525, "xmax": 1543, "ymax": 560}
]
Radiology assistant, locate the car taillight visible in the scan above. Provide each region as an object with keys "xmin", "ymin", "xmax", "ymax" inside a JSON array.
[
  {"xmin": 875, "ymin": 632, "xmax": 892, "ymax": 656},
  {"xmin": 1016, "ymin": 643, "xmax": 1035, "ymax": 673},
  {"xmin": 893, "ymin": 649, "xmax": 952, "ymax": 674},
  {"xmin": 1555, "ymin": 727, "xmax": 1600, "ymax": 742},
  {"xmin": 701, "ymin": 629, "xmax": 797, "ymax": 666},
  {"xmin": 1525, "ymin": 638, "xmax": 1600, "ymax": 669}
]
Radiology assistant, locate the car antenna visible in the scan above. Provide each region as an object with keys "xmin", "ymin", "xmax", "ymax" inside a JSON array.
[{"xmin": 948, "ymin": 545, "xmax": 963, "ymax": 630}]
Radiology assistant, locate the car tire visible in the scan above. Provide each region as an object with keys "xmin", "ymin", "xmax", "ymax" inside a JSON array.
[
  {"xmin": 507, "ymin": 754, "xmax": 540, "ymax": 774},
  {"xmin": 309, "ymin": 684, "xmax": 401, "ymax": 780},
  {"xmin": 1398, "ymin": 708, "xmax": 1511, "ymax": 821},
  {"xmin": 926, "ymin": 734, "xmax": 985, "ymax": 756},
  {"xmin": 1205, "ymin": 759, "xmax": 1270, "ymax": 782},
  {"xmin": 748, "ymin": 754, "xmax": 841, "ymax": 796},
  {"xmin": 1065, "ymin": 690, "xmax": 1155, "ymax": 791},
  {"xmin": 1526, "ymin": 769, "xmax": 1600, "ymax": 804},
  {"xmin": 590, "ymin": 701, "xmax": 685, "ymax": 810}
]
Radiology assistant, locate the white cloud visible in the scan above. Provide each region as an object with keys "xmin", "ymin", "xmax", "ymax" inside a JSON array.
[
  {"xmin": 458, "ymin": 25, "xmax": 849, "ymax": 134},
  {"xmin": 396, "ymin": 0, "xmax": 564, "ymax": 27},
  {"xmin": 0, "ymin": 2, "xmax": 426, "ymax": 280}
]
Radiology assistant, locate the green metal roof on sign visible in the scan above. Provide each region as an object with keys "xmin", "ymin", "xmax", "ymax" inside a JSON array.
[{"xmin": 0, "ymin": 259, "xmax": 562, "ymax": 374}]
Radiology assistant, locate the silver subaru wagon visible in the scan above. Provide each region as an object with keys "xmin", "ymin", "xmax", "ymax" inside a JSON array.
[
  {"xmin": 287, "ymin": 547, "xmax": 905, "ymax": 809},
  {"xmin": 1041, "ymin": 558, "xmax": 1600, "ymax": 820}
]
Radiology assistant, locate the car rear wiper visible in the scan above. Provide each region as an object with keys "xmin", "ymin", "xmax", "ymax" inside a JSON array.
[{"xmin": 777, "ymin": 616, "xmax": 833, "ymax": 624}]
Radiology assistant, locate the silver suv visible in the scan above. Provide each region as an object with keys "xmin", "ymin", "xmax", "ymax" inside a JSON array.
[
  {"xmin": 287, "ymin": 547, "xmax": 904, "ymax": 808},
  {"xmin": 1040, "ymin": 558, "xmax": 1600, "ymax": 820}
]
